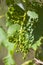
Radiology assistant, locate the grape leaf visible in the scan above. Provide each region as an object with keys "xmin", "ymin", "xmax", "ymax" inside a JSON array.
[
  {"xmin": 27, "ymin": 11, "xmax": 38, "ymax": 19},
  {"xmin": 7, "ymin": 24, "xmax": 20, "ymax": 36},
  {"xmin": 32, "ymin": 37, "xmax": 42, "ymax": 51},
  {"xmin": 3, "ymin": 54, "xmax": 15, "ymax": 65}
]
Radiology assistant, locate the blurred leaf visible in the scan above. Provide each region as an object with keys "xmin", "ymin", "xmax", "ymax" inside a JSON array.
[
  {"xmin": 27, "ymin": 11, "xmax": 38, "ymax": 19},
  {"xmin": 7, "ymin": 24, "xmax": 21, "ymax": 36},
  {"xmin": 7, "ymin": 42, "xmax": 17, "ymax": 55},
  {"xmin": 32, "ymin": 37, "xmax": 42, "ymax": 51},
  {"xmin": 0, "ymin": 27, "xmax": 7, "ymax": 45},
  {"xmin": 22, "ymin": 60, "xmax": 36, "ymax": 65},
  {"xmin": 35, "ymin": 37, "xmax": 43, "ymax": 61},
  {"xmin": 6, "ymin": 21, "xmax": 13, "ymax": 27},
  {"xmin": 3, "ymin": 54, "xmax": 15, "ymax": 65},
  {"xmin": 3, "ymin": 40, "xmax": 17, "ymax": 55}
]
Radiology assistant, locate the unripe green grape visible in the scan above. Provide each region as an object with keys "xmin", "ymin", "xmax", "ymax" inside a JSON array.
[{"xmin": 7, "ymin": 3, "xmax": 38, "ymax": 59}]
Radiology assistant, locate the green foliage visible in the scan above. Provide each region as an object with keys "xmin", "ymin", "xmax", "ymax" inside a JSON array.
[
  {"xmin": 0, "ymin": 0, "xmax": 43, "ymax": 65},
  {"xmin": 0, "ymin": 27, "xmax": 16, "ymax": 65},
  {"xmin": 6, "ymin": 0, "xmax": 14, "ymax": 6},
  {"xmin": 7, "ymin": 24, "xmax": 21, "ymax": 36},
  {"xmin": 35, "ymin": 37, "xmax": 43, "ymax": 61},
  {"xmin": 21, "ymin": 60, "xmax": 36, "ymax": 65},
  {"xmin": 32, "ymin": 37, "xmax": 42, "ymax": 51},
  {"xmin": 3, "ymin": 54, "xmax": 15, "ymax": 65}
]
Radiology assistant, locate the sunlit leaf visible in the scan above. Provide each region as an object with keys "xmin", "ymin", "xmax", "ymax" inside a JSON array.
[
  {"xmin": 7, "ymin": 24, "xmax": 20, "ymax": 36},
  {"xmin": 3, "ymin": 54, "xmax": 15, "ymax": 65},
  {"xmin": 27, "ymin": 11, "xmax": 38, "ymax": 19},
  {"xmin": 32, "ymin": 37, "xmax": 42, "ymax": 51}
]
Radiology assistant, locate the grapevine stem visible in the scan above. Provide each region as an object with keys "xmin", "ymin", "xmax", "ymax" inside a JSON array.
[{"xmin": 34, "ymin": 58, "xmax": 43, "ymax": 64}]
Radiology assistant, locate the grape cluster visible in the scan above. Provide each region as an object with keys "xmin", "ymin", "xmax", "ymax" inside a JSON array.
[
  {"xmin": 7, "ymin": 5, "xmax": 38, "ymax": 59},
  {"xmin": 26, "ymin": 20, "xmax": 34, "ymax": 44},
  {"xmin": 8, "ymin": 27, "xmax": 30, "ymax": 59},
  {"xmin": 26, "ymin": 11, "xmax": 38, "ymax": 44},
  {"xmin": 6, "ymin": 5, "xmax": 24, "ymax": 26}
]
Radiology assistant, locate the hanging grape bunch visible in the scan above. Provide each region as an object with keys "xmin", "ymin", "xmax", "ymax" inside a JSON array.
[
  {"xmin": 6, "ymin": 4, "xmax": 38, "ymax": 59},
  {"xmin": 27, "ymin": 11, "xmax": 38, "ymax": 44},
  {"xmin": 6, "ymin": 5, "xmax": 24, "ymax": 26}
]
